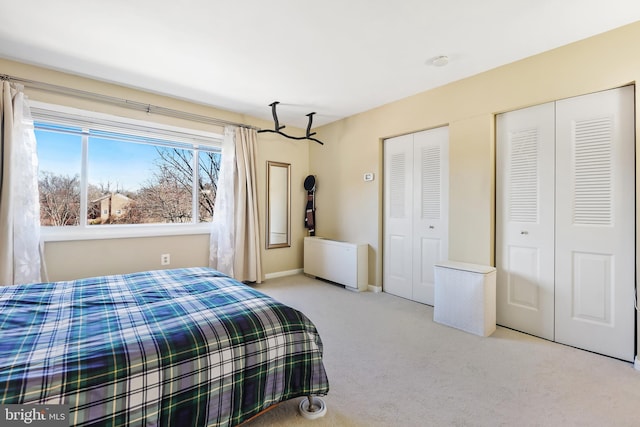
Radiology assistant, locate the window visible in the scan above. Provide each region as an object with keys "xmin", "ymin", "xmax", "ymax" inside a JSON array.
[{"xmin": 32, "ymin": 103, "xmax": 223, "ymax": 240}]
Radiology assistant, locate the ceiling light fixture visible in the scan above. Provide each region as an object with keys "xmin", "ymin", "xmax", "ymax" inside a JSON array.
[{"xmin": 431, "ymin": 55, "xmax": 449, "ymax": 67}]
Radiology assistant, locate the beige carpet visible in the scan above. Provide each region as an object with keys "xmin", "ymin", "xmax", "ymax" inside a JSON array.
[{"xmin": 243, "ymin": 274, "xmax": 640, "ymax": 427}]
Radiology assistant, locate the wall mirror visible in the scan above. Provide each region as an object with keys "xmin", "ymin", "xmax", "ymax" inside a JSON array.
[{"xmin": 266, "ymin": 161, "xmax": 291, "ymax": 249}]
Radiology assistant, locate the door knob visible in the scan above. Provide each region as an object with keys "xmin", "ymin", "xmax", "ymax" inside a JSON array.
[{"xmin": 520, "ymin": 230, "xmax": 528, "ymax": 235}]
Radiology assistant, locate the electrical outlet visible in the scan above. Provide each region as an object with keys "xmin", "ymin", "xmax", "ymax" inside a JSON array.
[{"xmin": 161, "ymin": 253, "xmax": 171, "ymax": 266}]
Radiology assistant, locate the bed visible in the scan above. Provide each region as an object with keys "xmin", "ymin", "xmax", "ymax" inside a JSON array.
[{"xmin": 0, "ymin": 267, "xmax": 329, "ymax": 426}]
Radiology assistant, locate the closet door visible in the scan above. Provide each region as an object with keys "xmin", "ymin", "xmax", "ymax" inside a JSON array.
[
  {"xmin": 496, "ymin": 102, "xmax": 556, "ymax": 340},
  {"xmin": 554, "ymin": 86, "xmax": 635, "ymax": 361},
  {"xmin": 383, "ymin": 134, "xmax": 414, "ymax": 300},
  {"xmin": 383, "ymin": 127, "xmax": 449, "ymax": 304},
  {"xmin": 497, "ymin": 86, "xmax": 635, "ymax": 361},
  {"xmin": 412, "ymin": 127, "xmax": 449, "ymax": 305}
]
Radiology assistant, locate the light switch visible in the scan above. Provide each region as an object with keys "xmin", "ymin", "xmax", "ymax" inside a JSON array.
[{"xmin": 364, "ymin": 172, "xmax": 374, "ymax": 182}]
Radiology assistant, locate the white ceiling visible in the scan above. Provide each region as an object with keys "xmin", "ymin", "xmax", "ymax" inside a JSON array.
[{"xmin": 2, "ymin": 1, "xmax": 640, "ymax": 128}]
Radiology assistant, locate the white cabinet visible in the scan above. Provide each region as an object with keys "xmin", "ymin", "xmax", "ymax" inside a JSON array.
[
  {"xmin": 434, "ymin": 261, "xmax": 496, "ymax": 337},
  {"xmin": 303, "ymin": 237, "xmax": 368, "ymax": 291}
]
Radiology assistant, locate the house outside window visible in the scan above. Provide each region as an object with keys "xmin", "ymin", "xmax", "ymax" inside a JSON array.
[{"xmin": 33, "ymin": 102, "xmax": 223, "ymax": 241}]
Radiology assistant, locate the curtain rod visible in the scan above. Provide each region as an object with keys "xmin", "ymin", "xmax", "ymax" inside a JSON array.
[{"xmin": 1, "ymin": 74, "xmax": 260, "ymax": 131}]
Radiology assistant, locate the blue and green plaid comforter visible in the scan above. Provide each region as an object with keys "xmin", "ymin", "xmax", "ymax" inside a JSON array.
[{"xmin": 0, "ymin": 267, "xmax": 329, "ymax": 426}]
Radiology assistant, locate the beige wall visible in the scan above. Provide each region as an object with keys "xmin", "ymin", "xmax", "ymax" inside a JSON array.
[
  {"xmin": 258, "ymin": 132, "xmax": 310, "ymax": 274},
  {"xmin": 45, "ymin": 235, "xmax": 210, "ymax": 281},
  {"xmin": 0, "ymin": 57, "xmax": 309, "ymax": 281},
  {"xmin": 312, "ymin": 20, "xmax": 640, "ymax": 286},
  {"xmin": 310, "ymin": 21, "xmax": 640, "ymax": 358}
]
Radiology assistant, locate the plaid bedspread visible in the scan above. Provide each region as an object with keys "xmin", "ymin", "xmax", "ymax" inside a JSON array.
[{"xmin": 0, "ymin": 267, "xmax": 329, "ymax": 426}]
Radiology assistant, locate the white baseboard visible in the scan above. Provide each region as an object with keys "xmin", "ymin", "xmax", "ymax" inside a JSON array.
[
  {"xmin": 368, "ymin": 285, "xmax": 382, "ymax": 293},
  {"xmin": 635, "ymin": 356, "xmax": 640, "ymax": 371},
  {"xmin": 264, "ymin": 268, "xmax": 303, "ymax": 280}
]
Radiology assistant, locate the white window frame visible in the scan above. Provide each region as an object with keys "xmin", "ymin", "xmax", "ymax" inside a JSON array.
[{"xmin": 32, "ymin": 101, "xmax": 224, "ymax": 242}]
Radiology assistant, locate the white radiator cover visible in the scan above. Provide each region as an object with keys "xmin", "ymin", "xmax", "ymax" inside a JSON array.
[
  {"xmin": 304, "ymin": 237, "xmax": 368, "ymax": 291},
  {"xmin": 433, "ymin": 261, "xmax": 497, "ymax": 337}
]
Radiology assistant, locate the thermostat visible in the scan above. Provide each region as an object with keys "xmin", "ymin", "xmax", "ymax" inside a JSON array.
[{"xmin": 363, "ymin": 172, "xmax": 374, "ymax": 182}]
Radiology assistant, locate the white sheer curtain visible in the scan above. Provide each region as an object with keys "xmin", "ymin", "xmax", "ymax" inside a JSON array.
[
  {"xmin": 209, "ymin": 126, "xmax": 236, "ymax": 276},
  {"xmin": 209, "ymin": 126, "xmax": 262, "ymax": 283},
  {"xmin": 0, "ymin": 81, "xmax": 45, "ymax": 285}
]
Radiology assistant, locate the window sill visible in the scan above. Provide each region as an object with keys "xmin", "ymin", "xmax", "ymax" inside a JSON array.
[{"xmin": 41, "ymin": 223, "xmax": 212, "ymax": 242}]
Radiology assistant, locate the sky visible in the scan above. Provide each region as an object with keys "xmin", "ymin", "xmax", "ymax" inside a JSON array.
[{"xmin": 36, "ymin": 128, "xmax": 170, "ymax": 192}]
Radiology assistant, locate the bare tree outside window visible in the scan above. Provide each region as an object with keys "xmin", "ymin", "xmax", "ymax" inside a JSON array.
[
  {"xmin": 38, "ymin": 172, "xmax": 80, "ymax": 226},
  {"xmin": 136, "ymin": 168, "xmax": 193, "ymax": 223},
  {"xmin": 198, "ymin": 150, "xmax": 221, "ymax": 222}
]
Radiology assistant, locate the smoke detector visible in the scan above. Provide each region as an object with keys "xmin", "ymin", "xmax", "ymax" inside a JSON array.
[{"xmin": 430, "ymin": 55, "xmax": 449, "ymax": 67}]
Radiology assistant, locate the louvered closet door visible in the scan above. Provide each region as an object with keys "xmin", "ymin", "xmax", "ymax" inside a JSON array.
[
  {"xmin": 412, "ymin": 127, "xmax": 449, "ymax": 305},
  {"xmin": 497, "ymin": 86, "xmax": 635, "ymax": 361},
  {"xmin": 384, "ymin": 127, "xmax": 449, "ymax": 304},
  {"xmin": 496, "ymin": 102, "xmax": 556, "ymax": 340},
  {"xmin": 383, "ymin": 134, "xmax": 414, "ymax": 300},
  {"xmin": 554, "ymin": 86, "xmax": 635, "ymax": 361}
]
